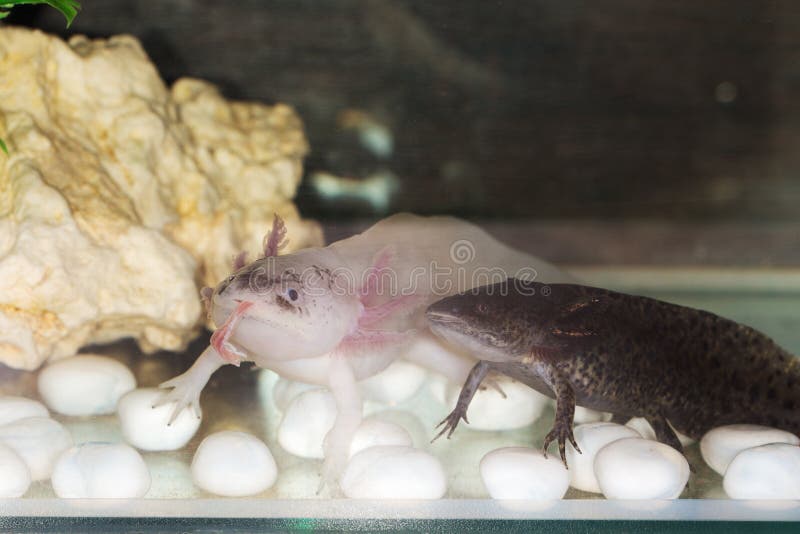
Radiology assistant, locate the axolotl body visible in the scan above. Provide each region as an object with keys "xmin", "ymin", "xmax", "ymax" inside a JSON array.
[
  {"xmin": 159, "ymin": 214, "xmax": 573, "ymax": 487},
  {"xmin": 427, "ymin": 279, "xmax": 800, "ymax": 465}
]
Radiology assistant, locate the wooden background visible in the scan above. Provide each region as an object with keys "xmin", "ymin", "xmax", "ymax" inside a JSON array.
[{"xmin": 10, "ymin": 0, "xmax": 800, "ymax": 221}]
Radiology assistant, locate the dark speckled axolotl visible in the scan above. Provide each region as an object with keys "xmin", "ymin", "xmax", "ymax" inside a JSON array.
[{"xmin": 427, "ymin": 278, "xmax": 800, "ymax": 466}]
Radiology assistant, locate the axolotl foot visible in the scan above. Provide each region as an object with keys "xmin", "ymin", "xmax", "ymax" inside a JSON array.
[
  {"xmin": 542, "ymin": 419, "xmax": 581, "ymax": 468},
  {"xmin": 431, "ymin": 405, "xmax": 469, "ymax": 442},
  {"xmin": 155, "ymin": 371, "xmax": 204, "ymax": 425},
  {"xmin": 155, "ymin": 346, "xmax": 228, "ymax": 425},
  {"xmin": 430, "ymin": 361, "xmax": 491, "ymax": 443}
]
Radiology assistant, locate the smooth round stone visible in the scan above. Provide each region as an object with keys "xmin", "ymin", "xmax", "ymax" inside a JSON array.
[
  {"xmin": 573, "ymin": 406, "xmax": 610, "ymax": 425},
  {"xmin": 278, "ymin": 389, "xmax": 336, "ymax": 459},
  {"xmin": 0, "ymin": 396, "xmax": 49, "ymax": 426},
  {"xmin": 365, "ymin": 409, "xmax": 428, "ymax": 449},
  {"xmin": 349, "ymin": 418, "xmax": 413, "ymax": 458},
  {"xmin": 342, "ymin": 446, "xmax": 447, "ymax": 499},
  {"xmin": 0, "ymin": 443, "xmax": 31, "ymax": 497},
  {"xmin": 51, "ymin": 442, "xmax": 150, "ymax": 498},
  {"xmin": 594, "ymin": 438, "xmax": 690, "ymax": 499},
  {"xmin": 724, "ymin": 443, "xmax": 800, "ymax": 499},
  {"xmin": 38, "ymin": 355, "xmax": 136, "ymax": 416},
  {"xmin": 191, "ymin": 431, "xmax": 278, "ymax": 497},
  {"xmin": 117, "ymin": 388, "xmax": 201, "ymax": 451},
  {"xmin": 480, "ymin": 447, "xmax": 569, "ymax": 499},
  {"xmin": 271, "ymin": 378, "xmax": 321, "ymax": 412},
  {"xmin": 700, "ymin": 424, "xmax": 800, "ymax": 475},
  {"xmin": 566, "ymin": 422, "xmax": 642, "ymax": 493},
  {"xmin": 446, "ymin": 379, "xmax": 548, "ymax": 431},
  {"xmin": 626, "ymin": 417, "xmax": 695, "ymax": 447},
  {"xmin": 434, "ymin": 431, "xmax": 521, "ymax": 498},
  {"xmin": 0, "ymin": 416, "xmax": 72, "ymax": 481},
  {"xmin": 427, "ymin": 373, "xmax": 449, "ymax": 405},
  {"xmin": 360, "ymin": 360, "xmax": 427, "ymax": 405}
]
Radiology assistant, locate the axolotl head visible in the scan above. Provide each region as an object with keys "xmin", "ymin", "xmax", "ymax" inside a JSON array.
[
  {"xmin": 210, "ymin": 247, "xmax": 362, "ymax": 360},
  {"xmin": 425, "ymin": 279, "xmax": 590, "ymax": 362}
]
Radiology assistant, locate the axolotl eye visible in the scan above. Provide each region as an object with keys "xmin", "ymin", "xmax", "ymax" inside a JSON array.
[
  {"xmin": 476, "ymin": 303, "xmax": 489, "ymax": 314},
  {"xmin": 288, "ymin": 288, "xmax": 299, "ymax": 301}
]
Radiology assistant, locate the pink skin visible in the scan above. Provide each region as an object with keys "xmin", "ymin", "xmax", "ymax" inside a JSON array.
[
  {"xmin": 210, "ymin": 300, "xmax": 254, "ymax": 366},
  {"xmin": 339, "ymin": 245, "xmax": 422, "ymax": 351}
]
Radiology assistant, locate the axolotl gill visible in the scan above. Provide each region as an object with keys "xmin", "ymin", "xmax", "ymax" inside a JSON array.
[
  {"xmin": 158, "ymin": 214, "xmax": 573, "ymax": 488},
  {"xmin": 427, "ymin": 278, "xmax": 800, "ymax": 465}
]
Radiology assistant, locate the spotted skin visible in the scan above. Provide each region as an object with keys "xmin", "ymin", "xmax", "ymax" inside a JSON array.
[{"xmin": 427, "ymin": 279, "xmax": 800, "ymax": 466}]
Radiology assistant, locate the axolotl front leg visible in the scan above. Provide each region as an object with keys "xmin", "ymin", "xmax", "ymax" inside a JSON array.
[
  {"xmin": 433, "ymin": 360, "xmax": 581, "ymax": 467},
  {"xmin": 320, "ymin": 354, "xmax": 362, "ymax": 494},
  {"xmin": 157, "ymin": 217, "xmax": 287, "ymax": 420},
  {"xmin": 156, "ymin": 345, "xmax": 229, "ymax": 422},
  {"xmin": 156, "ymin": 301, "xmax": 255, "ymax": 422}
]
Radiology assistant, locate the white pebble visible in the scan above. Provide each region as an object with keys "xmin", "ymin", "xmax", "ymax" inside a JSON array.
[
  {"xmin": 360, "ymin": 360, "xmax": 427, "ymax": 405},
  {"xmin": 724, "ymin": 443, "xmax": 800, "ymax": 499},
  {"xmin": 342, "ymin": 446, "xmax": 447, "ymax": 499},
  {"xmin": 349, "ymin": 418, "xmax": 412, "ymax": 458},
  {"xmin": 0, "ymin": 416, "xmax": 72, "ymax": 480},
  {"xmin": 573, "ymin": 406, "xmax": 611, "ymax": 425},
  {"xmin": 435, "ymin": 432, "xmax": 518, "ymax": 498},
  {"xmin": 0, "ymin": 396, "xmax": 49, "ymax": 426},
  {"xmin": 278, "ymin": 389, "xmax": 336, "ymax": 458},
  {"xmin": 594, "ymin": 438, "xmax": 690, "ymax": 499},
  {"xmin": 191, "ymin": 431, "xmax": 277, "ymax": 497},
  {"xmin": 626, "ymin": 417, "xmax": 695, "ymax": 447},
  {"xmin": 446, "ymin": 379, "xmax": 548, "ymax": 431},
  {"xmin": 480, "ymin": 447, "xmax": 569, "ymax": 499},
  {"xmin": 51, "ymin": 442, "xmax": 150, "ymax": 498},
  {"xmin": 38, "ymin": 355, "xmax": 136, "ymax": 416},
  {"xmin": 0, "ymin": 443, "xmax": 31, "ymax": 497},
  {"xmin": 271, "ymin": 378, "xmax": 320, "ymax": 412},
  {"xmin": 117, "ymin": 388, "xmax": 201, "ymax": 451},
  {"xmin": 366, "ymin": 409, "xmax": 428, "ymax": 449},
  {"xmin": 566, "ymin": 422, "xmax": 642, "ymax": 493},
  {"xmin": 700, "ymin": 424, "xmax": 800, "ymax": 475}
]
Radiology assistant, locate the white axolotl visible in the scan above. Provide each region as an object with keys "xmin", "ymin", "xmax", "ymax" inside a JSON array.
[{"xmin": 158, "ymin": 212, "xmax": 573, "ymax": 489}]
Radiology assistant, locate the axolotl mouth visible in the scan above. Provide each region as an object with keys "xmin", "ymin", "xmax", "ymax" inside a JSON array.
[
  {"xmin": 210, "ymin": 296, "xmax": 282, "ymax": 332},
  {"xmin": 209, "ymin": 300, "xmax": 255, "ymax": 365}
]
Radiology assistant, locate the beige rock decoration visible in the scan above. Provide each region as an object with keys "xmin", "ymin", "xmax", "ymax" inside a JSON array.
[{"xmin": 0, "ymin": 27, "xmax": 321, "ymax": 370}]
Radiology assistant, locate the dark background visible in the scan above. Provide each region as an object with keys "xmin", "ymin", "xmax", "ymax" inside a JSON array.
[{"xmin": 9, "ymin": 0, "xmax": 800, "ymax": 221}]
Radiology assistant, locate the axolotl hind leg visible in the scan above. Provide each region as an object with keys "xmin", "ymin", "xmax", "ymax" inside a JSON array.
[{"xmin": 539, "ymin": 363, "xmax": 581, "ymax": 467}]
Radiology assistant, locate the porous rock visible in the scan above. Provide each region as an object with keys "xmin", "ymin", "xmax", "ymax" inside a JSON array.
[{"xmin": 0, "ymin": 27, "xmax": 321, "ymax": 370}]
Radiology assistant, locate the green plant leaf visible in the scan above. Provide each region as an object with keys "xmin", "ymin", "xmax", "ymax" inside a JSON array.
[
  {"xmin": 0, "ymin": 0, "xmax": 81, "ymax": 27},
  {"xmin": 0, "ymin": 138, "xmax": 8, "ymax": 155}
]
